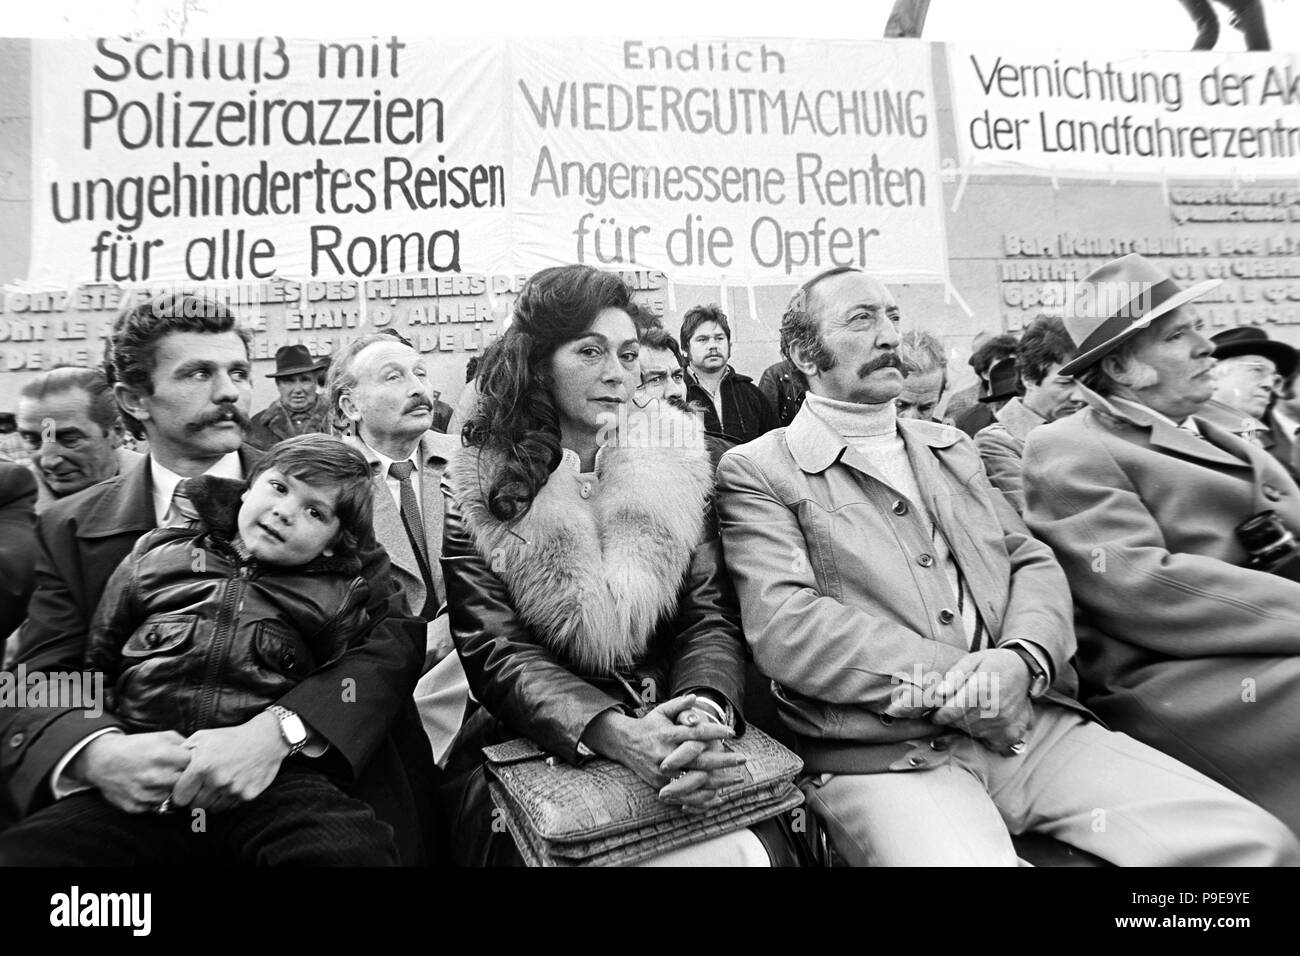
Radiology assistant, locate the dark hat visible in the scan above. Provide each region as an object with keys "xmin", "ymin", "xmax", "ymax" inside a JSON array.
[
  {"xmin": 1210, "ymin": 327, "xmax": 1298, "ymax": 380},
  {"xmin": 266, "ymin": 344, "xmax": 328, "ymax": 379},
  {"xmin": 1057, "ymin": 254, "xmax": 1220, "ymax": 377},
  {"xmin": 979, "ymin": 356, "xmax": 1020, "ymax": 403}
]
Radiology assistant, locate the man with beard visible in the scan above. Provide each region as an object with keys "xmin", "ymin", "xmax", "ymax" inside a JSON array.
[
  {"xmin": 0, "ymin": 295, "xmax": 428, "ymax": 865},
  {"xmin": 975, "ymin": 316, "xmax": 1083, "ymax": 514},
  {"xmin": 16, "ymin": 367, "xmax": 143, "ymax": 512},
  {"xmin": 715, "ymin": 264, "xmax": 1297, "ymax": 865},
  {"xmin": 247, "ymin": 345, "xmax": 330, "ymax": 450},
  {"xmin": 681, "ymin": 304, "xmax": 777, "ymax": 446},
  {"xmin": 1023, "ymin": 253, "xmax": 1300, "ymax": 837}
]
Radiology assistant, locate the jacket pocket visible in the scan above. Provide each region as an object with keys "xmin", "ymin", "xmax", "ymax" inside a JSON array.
[
  {"xmin": 121, "ymin": 614, "xmax": 197, "ymax": 658},
  {"xmin": 253, "ymin": 619, "xmax": 315, "ymax": 678}
]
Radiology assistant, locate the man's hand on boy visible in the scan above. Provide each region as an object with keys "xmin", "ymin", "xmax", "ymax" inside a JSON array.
[{"xmin": 170, "ymin": 712, "xmax": 288, "ymax": 812}]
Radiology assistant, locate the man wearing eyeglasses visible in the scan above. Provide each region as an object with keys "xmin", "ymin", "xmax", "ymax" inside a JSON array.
[
  {"xmin": 1201, "ymin": 328, "xmax": 1298, "ymax": 476},
  {"xmin": 15, "ymin": 367, "xmax": 143, "ymax": 511}
]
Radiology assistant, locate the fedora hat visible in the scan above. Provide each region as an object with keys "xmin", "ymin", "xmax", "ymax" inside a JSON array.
[
  {"xmin": 1057, "ymin": 254, "xmax": 1221, "ymax": 377},
  {"xmin": 978, "ymin": 356, "xmax": 1020, "ymax": 403},
  {"xmin": 266, "ymin": 344, "xmax": 328, "ymax": 379},
  {"xmin": 1210, "ymin": 327, "xmax": 1298, "ymax": 380}
]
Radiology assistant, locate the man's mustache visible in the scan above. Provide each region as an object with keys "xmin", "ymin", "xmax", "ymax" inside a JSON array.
[
  {"xmin": 858, "ymin": 353, "xmax": 904, "ymax": 378},
  {"xmin": 185, "ymin": 405, "xmax": 251, "ymax": 433},
  {"xmin": 403, "ymin": 397, "xmax": 433, "ymax": 414}
]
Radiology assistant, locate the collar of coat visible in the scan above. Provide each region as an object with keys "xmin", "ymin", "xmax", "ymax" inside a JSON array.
[
  {"xmin": 991, "ymin": 397, "xmax": 1048, "ymax": 443},
  {"xmin": 1076, "ymin": 384, "xmax": 1251, "ymax": 470},
  {"xmin": 688, "ymin": 365, "xmax": 754, "ymax": 387},
  {"xmin": 445, "ymin": 403, "xmax": 714, "ymax": 676},
  {"xmin": 785, "ymin": 397, "xmax": 961, "ymax": 475},
  {"xmin": 73, "ymin": 445, "xmax": 264, "ymax": 539},
  {"xmin": 344, "ymin": 429, "xmax": 462, "ymax": 473}
]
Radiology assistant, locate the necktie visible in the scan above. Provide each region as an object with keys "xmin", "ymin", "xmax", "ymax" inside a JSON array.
[
  {"xmin": 389, "ymin": 460, "xmax": 436, "ymax": 613},
  {"xmin": 165, "ymin": 478, "xmax": 202, "ymax": 528}
]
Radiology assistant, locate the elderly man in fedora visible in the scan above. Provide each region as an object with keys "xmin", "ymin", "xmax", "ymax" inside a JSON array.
[
  {"xmin": 247, "ymin": 344, "xmax": 331, "ymax": 450},
  {"xmin": 1023, "ymin": 252, "xmax": 1300, "ymax": 836},
  {"xmin": 1200, "ymin": 327, "xmax": 1299, "ymax": 475}
]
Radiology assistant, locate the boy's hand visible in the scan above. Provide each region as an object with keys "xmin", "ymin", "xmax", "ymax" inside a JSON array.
[
  {"xmin": 72, "ymin": 731, "xmax": 192, "ymax": 814},
  {"xmin": 171, "ymin": 712, "xmax": 289, "ymax": 812}
]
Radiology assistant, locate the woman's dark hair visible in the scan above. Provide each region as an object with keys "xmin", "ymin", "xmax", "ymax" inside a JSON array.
[
  {"xmin": 464, "ymin": 265, "xmax": 633, "ymax": 521},
  {"xmin": 247, "ymin": 434, "xmax": 374, "ymax": 556}
]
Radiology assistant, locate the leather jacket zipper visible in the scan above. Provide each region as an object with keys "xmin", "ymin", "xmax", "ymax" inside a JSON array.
[{"xmin": 194, "ymin": 555, "xmax": 258, "ymax": 731}]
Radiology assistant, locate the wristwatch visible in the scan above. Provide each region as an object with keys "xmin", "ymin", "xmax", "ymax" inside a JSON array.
[
  {"xmin": 1006, "ymin": 645, "xmax": 1050, "ymax": 699},
  {"xmin": 268, "ymin": 705, "xmax": 308, "ymax": 757}
]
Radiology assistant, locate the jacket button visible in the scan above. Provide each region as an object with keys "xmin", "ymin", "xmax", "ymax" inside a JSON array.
[
  {"xmin": 1263, "ymin": 484, "xmax": 1282, "ymax": 502},
  {"xmin": 917, "ymin": 553, "xmax": 934, "ymax": 568},
  {"xmin": 8, "ymin": 732, "xmax": 24, "ymax": 749},
  {"xmin": 878, "ymin": 713, "xmax": 895, "ymax": 726},
  {"xmin": 929, "ymin": 737, "xmax": 949, "ymax": 751},
  {"xmin": 892, "ymin": 500, "xmax": 908, "ymax": 516},
  {"xmin": 283, "ymin": 650, "xmax": 297, "ymax": 668},
  {"xmin": 908, "ymin": 756, "xmax": 925, "ymax": 768},
  {"xmin": 938, "ymin": 609, "xmax": 955, "ymax": 624}
]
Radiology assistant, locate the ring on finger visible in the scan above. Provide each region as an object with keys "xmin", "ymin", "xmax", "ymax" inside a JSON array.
[{"xmin": 1009, "ymin": 739, "xmax": 1027, "ymax": 755}]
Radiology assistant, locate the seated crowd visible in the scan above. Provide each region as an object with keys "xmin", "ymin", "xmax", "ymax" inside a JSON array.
[{"xmin": 1, "ymin": 253, "xmax": 1299, "ymax": 866}]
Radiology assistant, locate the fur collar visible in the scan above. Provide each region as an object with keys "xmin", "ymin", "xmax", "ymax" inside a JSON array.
[{"xmin": 447, "ymin": 403, "xmax": 715, "ymax": 676}]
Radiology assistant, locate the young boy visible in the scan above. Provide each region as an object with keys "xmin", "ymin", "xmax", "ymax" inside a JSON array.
[{"xmin": 84, "ymin": 434, "xmax": 398, "ymax": 864}]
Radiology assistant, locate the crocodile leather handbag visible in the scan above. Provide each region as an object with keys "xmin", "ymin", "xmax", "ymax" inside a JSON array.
[{"xmin": 483, "ymin": 726, "xmax": 804, "ymax": 867}]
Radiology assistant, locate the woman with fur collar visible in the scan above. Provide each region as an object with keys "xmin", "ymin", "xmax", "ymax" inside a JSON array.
[{"xmin": 439, "ymin": 265, "xmax": 790, "ymax": 866}]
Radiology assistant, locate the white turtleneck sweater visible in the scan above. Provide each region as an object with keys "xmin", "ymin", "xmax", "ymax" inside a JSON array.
[{"xmin": 803, "ymin": 392, "xmax": 983, "ymax": 650}]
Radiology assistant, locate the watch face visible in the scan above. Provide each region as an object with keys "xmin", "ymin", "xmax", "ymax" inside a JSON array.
[{"xmin": 280, "ymin": 712, "xmax": 307, "ymax": 745}]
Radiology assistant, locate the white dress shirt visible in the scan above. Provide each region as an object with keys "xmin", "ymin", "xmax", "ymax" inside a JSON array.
[
  {"xmin": 150, "ymin": 451, "xmax": 243, "ymax": 524},
  {"xmin": 360, "ymin": 437, "xmax": 424, "ymax": 514}
]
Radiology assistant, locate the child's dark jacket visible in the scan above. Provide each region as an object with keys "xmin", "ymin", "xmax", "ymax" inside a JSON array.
[{"xmin": 85, "ymin": 476, "xmax": 369, "ymax": 735}]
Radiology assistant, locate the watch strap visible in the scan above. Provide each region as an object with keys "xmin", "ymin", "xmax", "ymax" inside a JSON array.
[{"xmin": 1006, "ymin": 644, "xmax": 1049, "ymax": 698}]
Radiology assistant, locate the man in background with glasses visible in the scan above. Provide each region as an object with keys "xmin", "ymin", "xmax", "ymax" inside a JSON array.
[
  {"xmin": 15, "ymin": 366, "xmax": 143, "ymax": 512},
  {"xmin": 1201, "ymin": 328, "xmax": 1298, "ymax": 476}
]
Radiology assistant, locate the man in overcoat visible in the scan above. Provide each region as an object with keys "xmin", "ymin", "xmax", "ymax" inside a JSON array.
[{"xmin": 1024, "ymin": 253, "xmax": 1300, "ymax": 837}]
